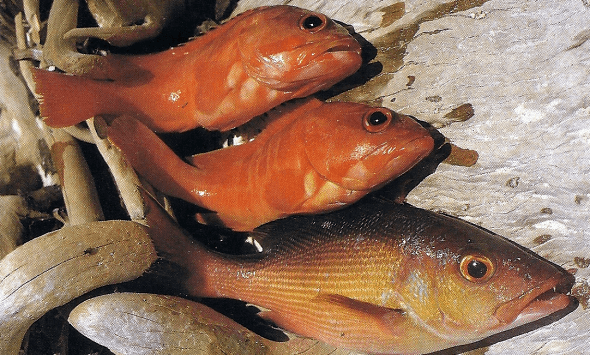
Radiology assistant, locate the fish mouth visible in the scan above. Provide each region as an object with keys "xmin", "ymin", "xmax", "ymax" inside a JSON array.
[
  {"xmin": 323, "ymin": 38, "xmax": 362, "ymax": 55},
  {"xmin": 365, "ymin": 135, "xmax": 433, "ymax": 171},
  {"xmin": 309, "ymin": 38, "xmax": 362, "ymax": 68},
  {"xmin": 248, "ymin": 37, "xmax": 362, "ymax": 92},
  {"xmin": 338, "ymin": 134, "xmax": 434, "ymax": 190},
  {"xmin": 494, "ymin": 272, "xmax": 576, "ymax": 330},
  {"xmin": 285, "ymin": 38, "xmax": 362, "ymax": 89}
]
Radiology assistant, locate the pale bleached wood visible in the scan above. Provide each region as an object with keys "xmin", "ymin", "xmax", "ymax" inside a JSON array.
[
  {"xmin": 0, "ymin": 221, "xmax": 157, "ymax": 355},
  {"xmin": 5, "ymin": 0, "xmax": 588, "ymax": 353},
  {"xmin": 232, "ymin": 1, "xmax": 590, "ymax": 354}
]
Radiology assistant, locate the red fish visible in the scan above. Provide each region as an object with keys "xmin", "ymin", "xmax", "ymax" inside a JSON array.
[
  {"xmin": 107, "ymin": 98, "xmax": 435, "ymax": 231},
  {"xmin": 149, "ymin": 197, "xmax": 576, "ymax": 355},
  {"xmin": 32, "ymin": 6, "xmax": 363, "ymax": 132}
]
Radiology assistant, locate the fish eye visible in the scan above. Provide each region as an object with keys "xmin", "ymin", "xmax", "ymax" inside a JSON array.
[
  {"xmin": 363, "ymin": 109, "xmax": 394, "ymax": 133},
  {"xmin": 299, "ymin": 14, "xmax": 327, "ymax": 32},
  {"xmin": 459, "ymin": 254, "xmax": 495, "ymax": 282}
]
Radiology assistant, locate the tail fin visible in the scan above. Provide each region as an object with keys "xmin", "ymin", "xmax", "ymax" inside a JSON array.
[
  {"xmin": 140, "ymin": 189, "xmax": 219, "ymax": 298},
  {"xmin": 32, "ymin": 68, "xmax": 103, "ymax": 127}
]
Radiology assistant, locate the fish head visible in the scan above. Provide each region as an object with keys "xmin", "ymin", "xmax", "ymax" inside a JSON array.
[
  {"xmin": 237, "ymin": 6, "xmax": 362, "ymax": 94},
  {"xmin": 303, "ymin": 103, "xmax": 435, "ymax": 191},
  {"xmin": 393, "ymin": 214, "xmax": 576, "ymax": 345}
]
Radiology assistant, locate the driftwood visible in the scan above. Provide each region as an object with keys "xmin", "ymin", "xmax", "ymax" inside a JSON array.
[
  {"xmin": 0, "ymin": 221, "xmax": 157, "ymax": 354},
  {"xmin": 68, "ymin": 293, "xmax": 278, "ymax": 355},
  {"xmin": 230, "ymin": 0, "xmax": 590, "ymax": 353},
  {"xmin": 1, "ymin": 0, "xmax": 588, "ymax": 354}
]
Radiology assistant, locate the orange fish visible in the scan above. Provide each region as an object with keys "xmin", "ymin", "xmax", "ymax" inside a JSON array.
[
  {"xmin": 32, "ymin": 5, "xmax": 363, "ymax": 133},
  {"xmin": 107, "ymin": 98, "xmax": 435, "ymax": 231},
  {"xmin": 156, "ymin": 197, "xmax": 576, "ymax": 355}
]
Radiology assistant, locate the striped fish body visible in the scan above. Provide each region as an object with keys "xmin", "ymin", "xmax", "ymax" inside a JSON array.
[{"xmin": 184, "ymin": 199, "xmax": 576, "ymax": 354}]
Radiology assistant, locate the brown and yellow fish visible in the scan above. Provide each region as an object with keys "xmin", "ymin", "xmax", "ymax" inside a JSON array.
[
  {"xmin": 163, "ymin": 198, "xmax": 577, "ymax": 355},
  {"xmin": 32, "ymin": 5, "xmax": 362, "ymax": 133}
]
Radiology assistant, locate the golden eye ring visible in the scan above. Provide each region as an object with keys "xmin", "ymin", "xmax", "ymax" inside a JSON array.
[{"xmin": 459, "ymin": 254, "xmax": 495, "ymax": 282}]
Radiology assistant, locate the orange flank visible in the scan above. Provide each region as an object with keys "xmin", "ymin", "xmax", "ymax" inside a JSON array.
[
  {"xmin": 32, "ymin": 6, "xmax": 362, "ymax": 133},
  {"xmin": 107, "ymin": 98, "xmax": 435, "ymax": 231}
]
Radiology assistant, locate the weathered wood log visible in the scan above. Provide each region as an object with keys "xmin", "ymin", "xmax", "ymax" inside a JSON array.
[
  {"xmin": 233, "ymin": 0, "xmax": 590, "ymax": 353},
  {"xmin": 0, "ymin": 221, "xmax": 157, "ymax": 354},
  {"xmin": 68, "ymin": 293, "xmax": 279, "ymax": 355}
]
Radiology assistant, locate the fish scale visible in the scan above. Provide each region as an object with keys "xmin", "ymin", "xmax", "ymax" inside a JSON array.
[
  {"xmin": 108, "ymin": 98, "xmax": 435, "ymax": 231},
  {"xmin": 178, "ymin": 198, "xmax": 576, "ymax": 354},
  {"xmin": 32, "ymin": 5, "xmax": 363, "ymax": 133}
]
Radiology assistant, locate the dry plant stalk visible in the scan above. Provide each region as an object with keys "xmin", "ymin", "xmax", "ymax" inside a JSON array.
[
  {"xmin": 44, "ymin": 127, "xmax": 105, "ymax": 224},
  {"xmin": 0, "ymin": 220, "xmax": 157, "ymax": 355},
  {"xmin": 14, "ymin": 12, "xmax": 36, "ymax": 93},
  {"xmin": 88, "ymin": 117, "xmax": 147, "ymax": 222}
]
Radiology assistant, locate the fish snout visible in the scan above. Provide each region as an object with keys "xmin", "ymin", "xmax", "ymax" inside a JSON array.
[{"xmin": 494, "ymin": 270, "xmax": 577, "ymax": 329}]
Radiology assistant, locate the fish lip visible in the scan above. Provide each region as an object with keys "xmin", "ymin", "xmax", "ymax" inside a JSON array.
[
  {"xmin": 322, "ymin": 37, "xmax": 362, "ymax": 55},
  {"xmin": 310, "ymin": 38, "xmax": 362, "ymax": 68},
  {"xmin": 493, "ymin": 272, "xmax": 576, "ymax": 329},
  {"xmin": 259, "ymin": 36, "xmax": 361, "ymax": 68},
  {"xmin": 360, "ymin": 134, "xmax": 434, "ymax": 167},
  {"xmin": 326, "ymin": 43, "xmax": 360, "ymax": 53},
  {"xmin": 336, "ymin": 134, "xmax": 433, "ymax": 190},
  {"xmin": 247, "ymin": 36, "xmax": 362, "ymax": 89}
]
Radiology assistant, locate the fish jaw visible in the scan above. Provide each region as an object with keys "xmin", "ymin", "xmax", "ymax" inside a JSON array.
[
  {"xmin": 267, "ymin": 39, "xmax": 363, "ymax": 92},
  {"xmin": 305, "ymin": 110, "xmax": 435, "ymax": 191},
  {"xmin": 243, "ymin": 37, "xmax": 362, "ymax": 93},
  {"xmin": 339, "ymin": 134, "xmax": 435, "ymax": 191},
  {"xmin": 426, "ymin": 273, "xmax": 577, "ymax": 348},
  {"xmin": 493, "ymin": 272, "xmax": 576, "ymax": 331}
]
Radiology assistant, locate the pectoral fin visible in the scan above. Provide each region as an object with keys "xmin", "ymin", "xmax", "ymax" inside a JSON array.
[
  {"xmin": 258, "ymin": 293, "xmax": 408, "ymax": 349},
  {"xmin": 311, "ymin": 294, "xmax": 407, "ymax": 336}
]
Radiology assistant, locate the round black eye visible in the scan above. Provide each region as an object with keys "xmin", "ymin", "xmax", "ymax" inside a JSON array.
[
  {"xmin": 467, "ymin": 260, "xmax": 487, "ymax": 278},
  {"xmin": 302, "ymin": 15, "xmax": 323, "ymax": 29},
  {"xmin": 368, "ymin": 111, "xmax": 388, "ymax": 126},
  {"xmin": 459, "ymin": 254, "xmax": 494, "ymax": 282},
  {"xmin": 300, "ymin": 14, "xmax": 326, "ymax": 32},
  {"xmin": 363, "ymin": 109, "xmax": 393, "ymax": 133}
]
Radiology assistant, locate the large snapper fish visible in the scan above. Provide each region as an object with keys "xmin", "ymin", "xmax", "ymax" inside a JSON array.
[{"xmin": 150, "ymin": 197, "xmax": 577, "ymax": 354}]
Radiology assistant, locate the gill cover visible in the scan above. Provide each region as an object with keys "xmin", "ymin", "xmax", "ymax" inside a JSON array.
[{"xmin": 304, "ymin": 103, "xmax": 418, "ymax": 190}]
